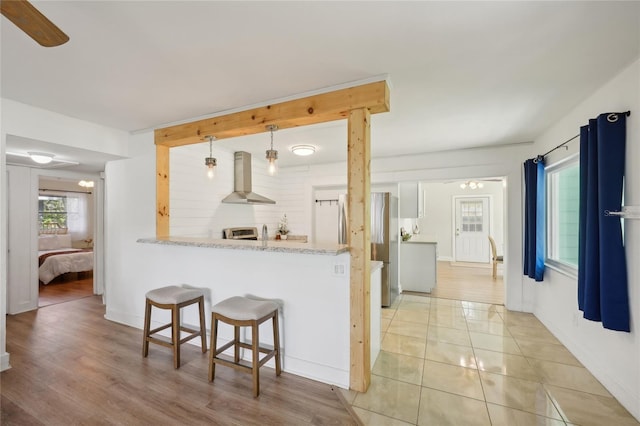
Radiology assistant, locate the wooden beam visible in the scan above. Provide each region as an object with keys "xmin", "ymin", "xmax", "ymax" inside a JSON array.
[
  {"xmin": 154, "ymin": 81, "xmax": 390, "ymax": 147},
  {"xmin": 347, "ymin": 107, "xmax": 371, "ymax": 392},
  {"xmin": 156, "ymin": 145, "xmax": 170, "ymax": 237}
]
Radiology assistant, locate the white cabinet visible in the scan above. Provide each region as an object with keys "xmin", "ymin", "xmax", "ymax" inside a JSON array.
[
  {"xmin": 400, "ymin": 241, "xmax": 437, "ymax": 293},
  {"xmin": 399, "ymin": 182, "xmax": 424, "ymax": 218}
]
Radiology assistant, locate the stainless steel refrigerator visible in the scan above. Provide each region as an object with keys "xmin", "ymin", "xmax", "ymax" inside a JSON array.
[{"xmin": 338, "ymin": 192, "xmax": 399, "ymax": 307}]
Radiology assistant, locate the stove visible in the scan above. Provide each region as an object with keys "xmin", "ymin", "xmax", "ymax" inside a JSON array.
[{"xmin": 222, "ymin": 227, "xmax": 258, "ymax": 240}]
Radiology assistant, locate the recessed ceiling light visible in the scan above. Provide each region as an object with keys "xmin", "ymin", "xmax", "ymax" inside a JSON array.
[
  {"xmin": 290, "ymin": 145, "xmax": 316, "ymax": 156},
  {"xmin": 28, "ymin": 152, "xmax": 54, "ymax": 164}
]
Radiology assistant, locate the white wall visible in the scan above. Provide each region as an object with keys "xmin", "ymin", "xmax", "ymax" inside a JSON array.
[
  {"xmin": 170, "ymin": 144, "xmax": 282, "ymax": 238},
  {"xmin": 530, "ymin": 59, "xmax": 640, "ymax": 420},
  {"xmin": 2, "ymin": 99, "xmax": 129, "ymax": 157},
  {"xmin": 6, "ymin": 166, "xmax": 39, "ymax": 314},
  {"xmin": 0, "ymin": 132, "xmax": 7, "ymax": 370}
]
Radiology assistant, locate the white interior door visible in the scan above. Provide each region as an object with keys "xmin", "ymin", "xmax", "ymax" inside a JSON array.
[{"xmin": 454, "ymin": 197, "xmax": 490, "ymax": 263}]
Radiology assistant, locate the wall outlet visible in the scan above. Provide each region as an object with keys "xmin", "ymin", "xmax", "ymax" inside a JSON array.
[{"xmin": 333, "ymin": 263, "xmax": 346, "ymax": 276}]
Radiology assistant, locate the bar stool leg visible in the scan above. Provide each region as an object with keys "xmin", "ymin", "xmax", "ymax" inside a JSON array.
[
  {"xmin": 208, "ymin": 316, "xmax": 218, "ymax": 382},
  {"xmin": 198, "ymin": 296, "xmax": 207, "ymax": 353},
  {"xmin": 172, "ymin": 305, "xmax": 180, "ymax": 369},
  {"xmin": 234, "ymin": 326, "xmax": 240, "ymax": 363},
  {"xmin": 142, "ymin": 299, "xmax": 152, "ymax": 357},
  {"xmin": 273, "ymin": 312, "xmax": 281, "ymax": 376},
  {"xmin": 252, "ymin": 320, "xmax": 260, "ymax": 397}
]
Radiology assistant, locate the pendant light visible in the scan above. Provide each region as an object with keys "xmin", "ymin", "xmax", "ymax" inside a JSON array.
[
  {"xmin": 265, "ymin": 124, "xmax": 278, "ymax": 176},
  {"xmin": 204, "ymin": 136, "xmax": 217, "ymax": 179}
]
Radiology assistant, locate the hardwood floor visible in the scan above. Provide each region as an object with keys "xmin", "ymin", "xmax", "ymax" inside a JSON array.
[
  {"xmin": 1, "ymin": 296, "xmax": 357, "ymax": 425},
  {"xmin": 427, "ymin": 261, "xmax": 504, "ymax": 305},
  {"xmin": 38, "ymin": 273, "xmax": 94, "ymax": 307}
]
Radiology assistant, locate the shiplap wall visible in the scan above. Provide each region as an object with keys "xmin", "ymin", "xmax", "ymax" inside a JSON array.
[
  {"xmin": 170, "ymin": 144, "xmax": 282, "ymax": 238},
  {"xmin": 169, "ymin": 145, "xmax": 353, "ymax": 240}
]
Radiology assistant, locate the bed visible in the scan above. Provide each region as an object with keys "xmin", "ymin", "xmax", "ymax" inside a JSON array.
[{"xmin": 38, "ymin": 234, "xmax": 93, "ymax": 284}]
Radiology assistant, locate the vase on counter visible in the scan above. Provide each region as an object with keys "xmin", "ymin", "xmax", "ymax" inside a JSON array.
[{"xmin": 281, "ymin": 234, "xmax": 288, "ymax": 240}]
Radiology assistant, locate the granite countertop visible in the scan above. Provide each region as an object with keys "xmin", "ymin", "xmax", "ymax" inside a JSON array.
[
  {"xmin": 402, "ymin": 239, "xmax": 437, "ymax": 244},
  {"xmin": 137, "ymin": 236, "xmax": 349, "ymax": 256}
]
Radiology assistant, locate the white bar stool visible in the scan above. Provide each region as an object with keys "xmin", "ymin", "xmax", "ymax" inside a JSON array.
[
  {"xmin": 142, "ymin": 285, "xmax": 206, "ymax": 369},
  {"xmin": 208, "ymin": 296, "xmax": 281, "ymax": 397}
]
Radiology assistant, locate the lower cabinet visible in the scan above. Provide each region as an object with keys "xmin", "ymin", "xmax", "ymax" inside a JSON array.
[{"xmin": 400, "ymin": 241, "xmax": 437, "ymax": 293}]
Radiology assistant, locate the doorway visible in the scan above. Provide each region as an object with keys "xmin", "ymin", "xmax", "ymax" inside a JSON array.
[
  {"xmin": 410, "ymin": 180, "xmax": 505, "ymax": 305},
  {"xmin": 37, "ymin": 176, "xmax": 97, "ymax": 307},
  {"xmin": 453, "ymin": 196, "xmax": 490, "ymax": 263}
]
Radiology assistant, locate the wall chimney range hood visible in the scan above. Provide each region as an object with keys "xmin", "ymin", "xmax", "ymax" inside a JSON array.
[{"xmin": 222, "ymin": 151, "xmax": 276, "ymax": 204}]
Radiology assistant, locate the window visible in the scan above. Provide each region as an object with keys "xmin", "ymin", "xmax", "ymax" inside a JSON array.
[
  {"xmin": 546, "ymin": 156, "xmax": 579, "ymax": 273},
  {"xmin": 39, "ymin": 195, "xmax": 68, "ymax": 232},
  {"xmin": 460, "ymin": 200, "xmax": 484, "ymax": 233}
]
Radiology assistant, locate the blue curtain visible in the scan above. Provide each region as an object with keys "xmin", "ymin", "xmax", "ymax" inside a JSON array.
[
  {"xmin": 523, "ymin": 157, "xmax": 545, "ymax": 281},
  {"xmin": 578, "ymin": 113, "xmax": 629, "ymax": 332}
]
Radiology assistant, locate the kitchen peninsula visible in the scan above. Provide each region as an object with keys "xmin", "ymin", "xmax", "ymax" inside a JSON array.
[{"xmin": 132, "ymin": 236, "xmax": 381, "ymax": 389}]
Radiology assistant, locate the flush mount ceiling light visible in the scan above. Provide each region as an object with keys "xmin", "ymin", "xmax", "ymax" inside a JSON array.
[
  {"xmin": 290, "ymin": 145, "xmax": 316, "ymax": 156},
  {"xmin": 28, "ymin": 151, "xmax": 54, "ymax": 164},
  {"xmin": 204, "ymin": 135, "xmax": 217, "ymax": 179},
  {"xmin": 265, "ymin": 124, "xmax": 278, "ymax": 176},
  {"xmin": 460, "ymin": 180, "xmax": 484, "ymax": 189}
]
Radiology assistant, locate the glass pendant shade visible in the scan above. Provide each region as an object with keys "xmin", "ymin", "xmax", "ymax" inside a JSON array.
[
  {"xmin": 204, "ymin": 136, "xmax": 217, "ymax": 179},
  {"xmin": 266, "ymin": 125, "xmax": 278, "ymax": 175}
]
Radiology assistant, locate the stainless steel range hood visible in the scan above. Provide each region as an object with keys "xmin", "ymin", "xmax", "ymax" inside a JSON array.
[{"xmin": 222, "ymin": 151, "xmax": 276, "ymax": 205}]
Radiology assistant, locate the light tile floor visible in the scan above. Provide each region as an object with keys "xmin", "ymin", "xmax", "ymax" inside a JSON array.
[{"xmin": 340, "ymin": 294, "xmax": 639, "ymax": 426}]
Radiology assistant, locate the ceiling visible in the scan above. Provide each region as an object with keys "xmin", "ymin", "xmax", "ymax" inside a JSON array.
[{"xmin": 2, "ymin": 1, "xmax": 639, "ymax": 172}]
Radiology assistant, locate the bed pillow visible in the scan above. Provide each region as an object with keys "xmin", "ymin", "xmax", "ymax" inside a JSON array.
[
  {"xmin": 56, "ymin": 234, "xmax": 72, "ymax": 249},
  {"xmin": 38, "ymin": 234, "xmax": 72, "ymax": 250},
  {"xmin": 39, "ymin": 235, "xmax": 58, "ymax": 250}
]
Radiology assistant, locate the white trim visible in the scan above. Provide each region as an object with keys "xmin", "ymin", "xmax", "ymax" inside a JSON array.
[
  {"xmin": 545, "ymin": 259, "xmax": 578, "ymax": 279},
  {"xmin": 0, "ymin": 352, "xmax": 10, "ymax": 371},
  {"xmin": 545, "ymin": 156, "xmax": 580, "ymax": 269}
]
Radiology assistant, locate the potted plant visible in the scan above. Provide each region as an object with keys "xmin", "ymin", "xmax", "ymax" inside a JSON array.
[{"xmin": 278, "ymin": 214, "xmax": 289, "ymax": 240}]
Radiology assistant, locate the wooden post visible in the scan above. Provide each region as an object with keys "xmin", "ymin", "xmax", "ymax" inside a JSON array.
[
  {"xmin": 156, "ymin": 144, "xmax": 170, "ymax": 237},
  {"xmin": 347, "ymin": 107, "xmax": 371, "ymax": 392}
]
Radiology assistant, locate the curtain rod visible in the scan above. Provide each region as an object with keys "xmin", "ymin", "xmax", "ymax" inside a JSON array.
[
  {"xmin": 40, "ymin": 188, "xmax": 92, "ymax": 195},
  {"xmin": 535, "ymin": 110, "xmax": 631, "ymax": 162}
]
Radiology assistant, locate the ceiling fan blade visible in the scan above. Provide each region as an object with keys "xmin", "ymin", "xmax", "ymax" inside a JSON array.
[{"xmin": 1, "ymin": 0, "xmax": 69, "ymax": 47}]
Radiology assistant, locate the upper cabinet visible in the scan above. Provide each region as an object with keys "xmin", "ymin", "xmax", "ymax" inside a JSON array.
[{"xmin": 399, "ymin": 182, "xmax": 424, "ymax": 218}]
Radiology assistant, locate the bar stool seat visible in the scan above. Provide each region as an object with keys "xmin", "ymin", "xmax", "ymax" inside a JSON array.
[
  {"xmin": 142, "ymin": 285, "xmax": 207, "ymax": 369},
  {"xmin": 208, "ymin": 296, "xmax": 281, "ymax": 397}
]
